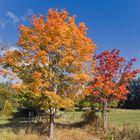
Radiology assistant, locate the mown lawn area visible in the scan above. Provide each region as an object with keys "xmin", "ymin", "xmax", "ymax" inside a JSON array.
[
  {"xmin": 0, "ymin": 109, "xmax": 140, "ymax": 127},
  {"xmin": 56, "ymin": 109, "xmax": 140, "ymax": 127},
  {"xmin": 107, "ymin": 109, "xmax": 140, "ymax": 127}
]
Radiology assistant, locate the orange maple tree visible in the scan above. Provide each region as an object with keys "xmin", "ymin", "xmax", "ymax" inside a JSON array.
[
  {"xmin": 0, "ymin": 9, "xmax": 95, "ymax": 138},
  {"xmin": 87, "ymin": 49, "xmax": 140, "ymax": 131}
]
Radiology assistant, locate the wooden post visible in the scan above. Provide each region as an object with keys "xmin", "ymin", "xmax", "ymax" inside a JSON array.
[{"xmin": 102, "ymin": 100, "xmax": 108, "ymax": 132}]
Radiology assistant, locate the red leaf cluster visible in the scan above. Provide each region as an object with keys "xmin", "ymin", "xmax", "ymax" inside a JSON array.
[{"xmin": 88, "ymin": 49, "xmax": 140, "ymax": 102}]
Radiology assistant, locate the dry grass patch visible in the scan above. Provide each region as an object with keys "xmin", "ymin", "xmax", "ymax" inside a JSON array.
[
  {"xmin": 0, "ymin": 129, "xmax": 46, "ymax": 140},
  {"xmin": 0, "ymin": 128, "xmax": 101, "ymax": 140},
  {"xmin": 55, "ymin": 128, "xmax": 100, "ymax": 140}
]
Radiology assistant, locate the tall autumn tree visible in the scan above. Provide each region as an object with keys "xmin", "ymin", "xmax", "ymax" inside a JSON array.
[
  {"xmin": 87, "ymin": 49, "xmax": 139, "ymax": 132},
  {"xmin": 0, "ymin": 9, "xmax": 95, "ymax": 138}
]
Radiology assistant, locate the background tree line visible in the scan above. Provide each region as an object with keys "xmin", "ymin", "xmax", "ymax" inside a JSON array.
[{"xmin": 119, "ymin": 78, "xmax": 140, "ymax": 109}]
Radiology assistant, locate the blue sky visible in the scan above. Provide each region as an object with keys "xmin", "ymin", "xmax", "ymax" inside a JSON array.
[{"xmin": 0, "ymin": 0, "xmax": 140, "ymax": 70}]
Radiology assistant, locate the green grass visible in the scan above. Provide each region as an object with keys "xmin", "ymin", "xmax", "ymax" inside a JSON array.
[
  {"xmin": 107, "ymin": 109, "xmax": 140, "ymax": 127},
  {"xmin": 55, "ymin": 111, "xmax": 83, "ymax": 124},
  {"xmin": 56, "ymin": 109, "xmax": 140, "ymax": 127},
  {"xmin": 0, "ymin": 109, "xmax": 140, "ymax": 127},
  {"xmin": 0, "ymin": 115, "xmax": 11, "ymax": 125}
]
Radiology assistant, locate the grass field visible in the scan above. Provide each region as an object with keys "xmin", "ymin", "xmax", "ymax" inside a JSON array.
[
  {"xmin": 107, "ymin": 109, "xmax": 140, "ymax": 127},
  {"xmin": 0, "ymin": 109, "xmax": 140, "ymax": 126},
  {"xmin": 56, "ymin": 109, "xmax": 140, "ymax": 127},
  {"xmin": 0, "ymin": 109, "xmax": 140, "ymax": 140}
]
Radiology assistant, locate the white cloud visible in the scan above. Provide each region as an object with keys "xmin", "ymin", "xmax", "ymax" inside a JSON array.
[
  {"xmin": 21, "ymin": 8, "xmax": 34, "ymax": 22},
  {"xmin": 0, "ymin": 40, "xmax": 17, "ymax": 50},
  {"xmin": 0, "ymin": 8, "xmax": 34, "ymax": 28},
  {"xmin": 9, "ymin": 45, "xmax": 18, "ymax": 51},
  {"xmin": 26, "ymin": 8, "xmax": 34, "ymax": 16},
  {"xmin": 7, "ymin": 11, "xmax": 20, "ymax": 24},
  {"xmin": 0, "ymin": 19, "xmax": 8, "ymax": 28},
  {"xmin": 0, "ymin": 43, "xmax": 18, "ymax": 56}
]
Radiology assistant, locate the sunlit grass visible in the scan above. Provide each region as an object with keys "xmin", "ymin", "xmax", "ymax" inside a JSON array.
[
  {"xmin": 0, "ymin": 109, "xmax": 140, "ymax": 126},
  {"xmin": 107, "ymin": 109, "xmax": 140, "ymax": 127},
  {"xmin": 56, "ymin": 109, "xmax": 140, "ymax": 127},
  {"xmin": 0, "ymin": 115, "xmax": 11, "ymax": 125}
]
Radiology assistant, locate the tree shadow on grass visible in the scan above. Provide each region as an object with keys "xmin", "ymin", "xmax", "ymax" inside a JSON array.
[
  {"xmin": 0, "ymin": 116, "xmax": 48, "ymax": 135},
  {"xmin": 55, "ymin": 120, "xmax": 87, "ymax": 129},
  {"xmin": 0, "ymin": 115, "xmax": 87, "ymax": 136}
]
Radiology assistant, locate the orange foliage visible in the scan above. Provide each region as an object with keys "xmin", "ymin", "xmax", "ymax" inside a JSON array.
[
  {"xmin": 0, "ymin": 8, "xmax": 96, "ymax": 109},
  {"xmin": 10, "ymin": 83, "xmax": 22, "ymax": 90},
  {"xmin": 88, "ymin": 49, "xmax": 140, "ymax": 102}
]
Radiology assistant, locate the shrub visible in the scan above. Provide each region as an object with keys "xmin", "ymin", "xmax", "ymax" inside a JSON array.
[{"xmin": 82, "ymin": 110, "xmax": 102, "ymax": 131}]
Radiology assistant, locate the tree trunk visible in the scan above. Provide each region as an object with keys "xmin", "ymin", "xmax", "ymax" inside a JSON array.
[
  {"xmin": 48, "ymin": 108, "xmax": 54, "ymax": 139},
  {"xmin": 102, "ymin": 100, "xmax": 108, "ymax": 132},
  {"xmin": 48, "ymin": 84, "xmax": 57, "ymax": 139}
]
